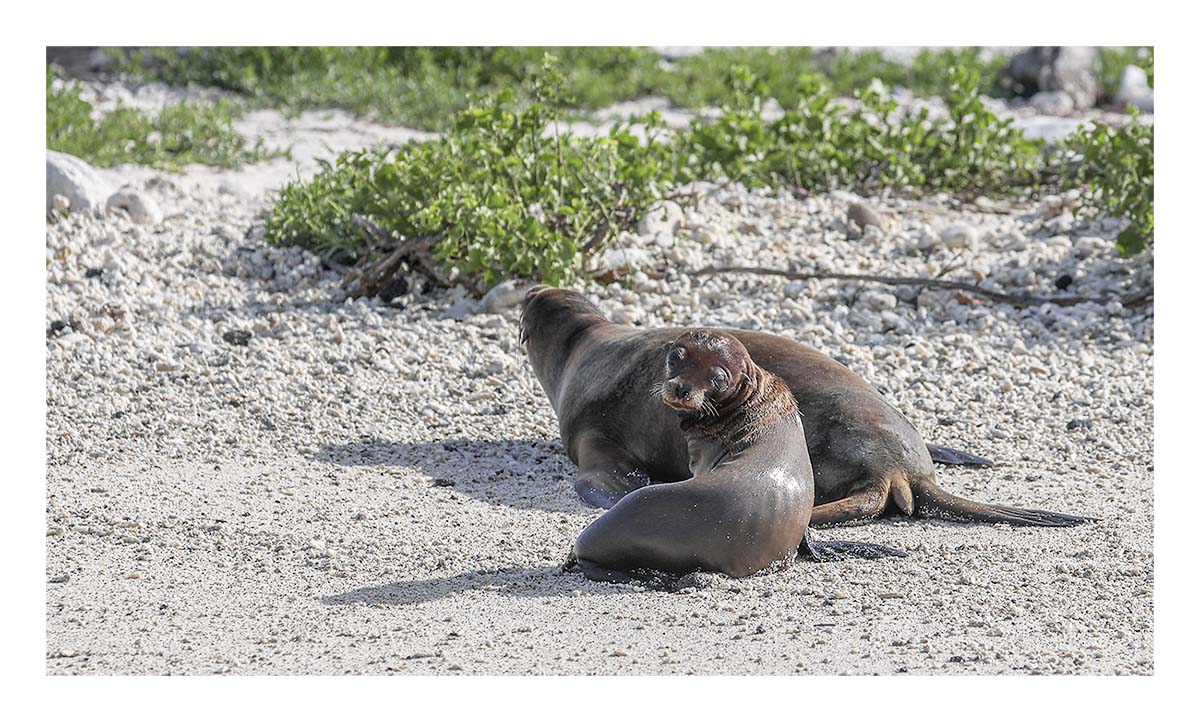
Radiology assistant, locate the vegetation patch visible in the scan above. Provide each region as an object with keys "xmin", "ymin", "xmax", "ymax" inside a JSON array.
[
  {"xmin": 265, "ymin": 59, "xmax": 675, "ymax": 290},
  {"xmin": 112, "ymin": 47, "xmax": 666, "ymax": 132},
  {"xmin": 112, "ymin": 45, "xmax": 1154, "ymax": 131},
  {"xmin": 1098, "ymin": 46, "xmax": 1154, "ymax": 102},
  {"xmin": 46, "ymin": 68, "xmax": 277, "ymax": 170},
  {"xmin": 1064, "ymin": 113, "xmax": 1154, "ymax": 255},
  {"xmin": 267, "ymin": 59, "xmax": 1152, "ymax": 294},
  {"xmin": 674, "ymin": 65, "xmax": 1044, "ymax": 196},
  {"xmin": 661, "ymin": 47, "xmax": 1011, "ymax": 109}
]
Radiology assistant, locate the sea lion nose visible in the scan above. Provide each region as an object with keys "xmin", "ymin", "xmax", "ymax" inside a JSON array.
[{"xmin": 674, "ymin": 382, "xmax": 692, "ymax": 398}]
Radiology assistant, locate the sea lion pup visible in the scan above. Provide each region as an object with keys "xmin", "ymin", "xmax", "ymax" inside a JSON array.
[
  {"xmin": 568, "ymin": 330, "xmax": 814, "ymax": 584},
  {"xmin": 520, "ymin": 285, "xmax": 1096, "ymax": 528}
]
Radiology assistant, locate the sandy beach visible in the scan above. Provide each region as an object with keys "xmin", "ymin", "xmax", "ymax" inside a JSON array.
[{"xmin": 46, "ymin": 90, "xmax": 1153, "ymax": 675}]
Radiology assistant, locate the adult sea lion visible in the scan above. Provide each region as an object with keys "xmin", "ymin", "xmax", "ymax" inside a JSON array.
[
  {"xmin": 567, "ymin": 329, "xmax": 902, "ymax": 586},
  {"xmin": 520, "ymin": 285, "xmax": 1095, "ymax": 528}
]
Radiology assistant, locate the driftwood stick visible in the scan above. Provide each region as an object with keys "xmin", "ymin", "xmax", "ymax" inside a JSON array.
[{"xmin": 690, "ymin": 265, "xmax": 1152, "ymax": 309}]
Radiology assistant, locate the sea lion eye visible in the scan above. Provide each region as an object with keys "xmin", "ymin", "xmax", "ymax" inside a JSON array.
[
  {"xmin": 667, "ymin": 347, "xmax": 686, "ymax": 367},
  {"xmin": 711, "ymin": 368, "xmax": 729, "ymax": 391}
]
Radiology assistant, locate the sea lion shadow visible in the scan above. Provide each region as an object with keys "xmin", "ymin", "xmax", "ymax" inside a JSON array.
[
  {"xmin": 321, "ymin": 565, "xmax": 634, "ymax": 606},
  {"xmin": 315, "ymin": 436, "xmax": 588, "ymax": 514}
]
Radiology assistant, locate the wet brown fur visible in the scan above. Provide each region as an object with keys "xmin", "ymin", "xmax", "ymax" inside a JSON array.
[{"xmin": 521, "ymin": 285, "xmax": 1096, "ymax": 528}]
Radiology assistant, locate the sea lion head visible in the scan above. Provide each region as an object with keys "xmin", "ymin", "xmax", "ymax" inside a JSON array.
[
  {"xmin": 519, "ymin": 285, "xmax": 608, "ymax": 346},
  {"xmin": 660, "ymin": 329, "xmax": 758, "ymax": 417},
  {"xmin": 519, "ymin": 285, "xmax": 609, "ymax": 395}
]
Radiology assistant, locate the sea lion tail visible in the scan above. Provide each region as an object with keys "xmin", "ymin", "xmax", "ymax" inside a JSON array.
[
  {"xmin": 799, "ymin": 534, "xmax": 908, "ymax": 563},
  {"xmin": 909, "ymin": 476, "xmax": 1099, "ymax": 527},
  {"xmin": 926, "ymin": 443, "xmax": 994, "ymax": 467}
]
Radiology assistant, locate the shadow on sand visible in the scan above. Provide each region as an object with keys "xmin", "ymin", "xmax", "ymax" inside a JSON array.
[
  {"xmin": 321, "ymin": 565, "xmax": 637, "ymax": 606},
  {"xmin": 315, "ymin": 436, "xmax": 588, "ymax": 514}
]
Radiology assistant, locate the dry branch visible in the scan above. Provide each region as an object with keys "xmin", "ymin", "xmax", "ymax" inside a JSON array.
[{"xmin": 691, "ymin": 265, "xmax": 1152, "ymax": 309}]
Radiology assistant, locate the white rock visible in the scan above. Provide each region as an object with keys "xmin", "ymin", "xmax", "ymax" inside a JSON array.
[
  {"xmin": 47, "ymin": 150, "xmax": 109, "ymax": 215},
  {"xmin": 55, "ymin": 332, "xmax": 89, "ymax": 347},
  {"xmin": 1044, "ymin": 212, "xmax": 1075, "ymax": 234},
  {"xmin": 479, "ymin": 280, "xmax": 529, "ymax": 314},
  {"xmin": 862, "ymin": 290, "xmax": 898, "ymax": 311},
  {"xmin": 1029, "ymin": 90, "xmax": 1075, "ymax": 116},
  {"xmin": 637, "ymin": 201, "xmax": 684, "ymax": 236},
  {"xmin": 610, "ymin": 305, "xmax": 644, "ymax": 325},
  {"xmin": 1037, "ymin": 195, "xmax": 1072, "ymax": 219},
  {"xmin": 783, "ymin": 281, "xmax": 807, "ymax": 299},
  {"xmin": 601, "ymin": 247, "xmax": 651, "ymax": 273},
  {"xmin": 1012, "ymin": 116, "xmax": 1089, "ymax": 144},
  {"xmin": 446, "ymin": 298, "xmax": 478, "ymax": 320},
  {"xmin": 106, "ymin": 190, "xmax": 164, "ymax": 225},
  {"xmin": 939, "ymin": 224, "xmax": 978, "ymax": 250},
  {"xmin": 1113, "ymin": 65, "xmax": 1153, "ymax": 112}
]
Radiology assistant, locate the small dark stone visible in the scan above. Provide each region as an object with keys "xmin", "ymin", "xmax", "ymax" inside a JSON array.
[
  {"xmin": 1054, "ymin": 273, "xmax": 1073, "ymax": 290},
  {"xmin": 84, "ymin": 267, "xmax": 104, "ymax": 279},
  {"xmin": 260, "ymin": 417, "xmax": 277, "ymax": 431},
  {"xmin": 222, "ymin": 329, "xmax": 252, "ymax": 346},
  {"xmin": 1066, "ymin": 419, "xmax": 1093, "ymax": 431},
  {"xmin": 47, "ymin": 319, "xmax": 68, "ymax": 338},
  {"xmin": 949, "ymin": 655, "xmax": 964, "ymax": 663},
  {"xmin": 937, "ymin": 417, "xmax": 959, "ymax": 426},
  {"xmin": 433, "ymin": 478, "xmax": 456, "ymax": 487}
]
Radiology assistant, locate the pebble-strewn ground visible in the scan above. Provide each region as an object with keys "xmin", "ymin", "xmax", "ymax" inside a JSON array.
[{"xmin": 46, "ymin": 89, "xmax": 1152, "ymax": 675}]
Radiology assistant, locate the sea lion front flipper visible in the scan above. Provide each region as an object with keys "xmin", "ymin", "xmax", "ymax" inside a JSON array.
[
  {"xmin": 798, "ymin": 533, "xmax": 908, "ymax": 563},
  {"xmin": 573, "ymin": 439, "xmax": 651, "ymax": 508},
  {"xmin": 573, "ymin": 469, "xmax": 651, "ymax": 509},
  {"xmin": 926, "ymin": 443, "xmax": 995, "ymax": 467}
]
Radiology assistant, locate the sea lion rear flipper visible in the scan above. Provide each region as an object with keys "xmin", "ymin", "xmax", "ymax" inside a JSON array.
[
  {"xmin": 911, "ymin": 476, "xmax": 1099, "ymax": 527},
  {"xmin": 809, "ymin": 485, "xmax": 889, "ymax": 528},
  {"xmin": 926, "ymin": 443, "xmax": 994, "ymax": 467},
  {"xmin": 799, "ymin": 533, "xmax": 908, "ymax": 563}
]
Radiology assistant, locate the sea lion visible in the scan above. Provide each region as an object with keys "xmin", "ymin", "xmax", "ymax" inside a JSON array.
[
  {"xmin": 568, "ymin": 329, "xmax": 899, "ymax": 586},
  {"xmin": 520, "ymin": 285, "xmax": 1095, "ymax": 527}
]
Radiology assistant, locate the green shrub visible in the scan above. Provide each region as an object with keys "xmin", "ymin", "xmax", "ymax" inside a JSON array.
[
  {"xmin": 265, "ymin": 57, "xmax": 676, "ymax": 288},
  {"xmin": 46, "ymin": 68, "xmax": 275, "ymax": 169},
  {"xmin": 114, "ymin": 46, "xmax": 1022, "ymax": 131},
  {"xmin": 113, "ymin": 46, "xmax": 665, "ymax": 132},
  {"xmin": 675, "ymin": 65, "xmax": 1043, "ymax": 196},
  {"xmin": 1064, "ymin": 113, "xmax": 1154, "ymax": 255},
  {"xmin": 662, "ymin": 47, "xmax": 1010, "ymax": 110},
  {"xmin": 250, "ymin": 51, "xmax": 1153, "ymax": 282}
]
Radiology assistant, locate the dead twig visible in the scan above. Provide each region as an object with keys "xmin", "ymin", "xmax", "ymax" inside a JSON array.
[
  {"xmin": 342, "ymin": 215, "xmax": 460, "ymax": 298},
  {"xmin": 691, "ymin": 265, "xmax": 1152, "ymax": 309}
]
